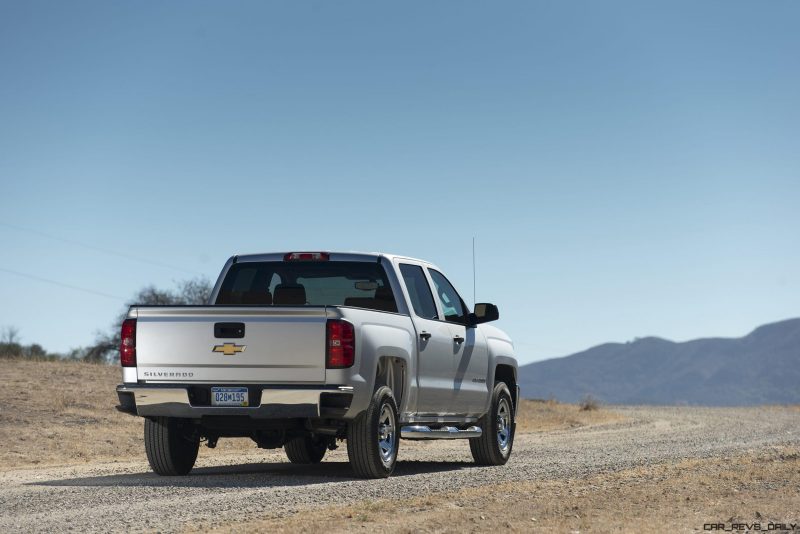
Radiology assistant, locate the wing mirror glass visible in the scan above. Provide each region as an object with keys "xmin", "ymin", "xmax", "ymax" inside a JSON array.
[{"xmin": 470, "ymin": 302, "xmax": 499, "ymax": 325}]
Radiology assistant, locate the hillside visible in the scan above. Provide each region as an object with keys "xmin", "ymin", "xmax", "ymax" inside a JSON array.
[{"xmin": 519, "ymin": 317, "xmax": 800, "ymax": 406}]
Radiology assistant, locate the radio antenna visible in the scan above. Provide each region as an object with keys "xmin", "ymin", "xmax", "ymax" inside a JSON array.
[{"xmin": 472, "ymin": 236, "xmax": 477, "ymax": 305}]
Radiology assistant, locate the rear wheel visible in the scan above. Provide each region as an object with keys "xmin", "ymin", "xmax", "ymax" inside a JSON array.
[
  {"xmin": 346, "ymin": 386, "xmax": 399, "ymax": 478},
  {"xmin": 144, "ymin": 417, "xmax": 200, "ymax": 476},
  {"xmin": 284, "ymin": 436, "xmax": 328, "ymax": 464},
  {"xmin": 470, "ymin": 382, "xmax": 515, "ymax": 465}
]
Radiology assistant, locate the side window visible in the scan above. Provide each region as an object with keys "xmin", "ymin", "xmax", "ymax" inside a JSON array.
[
  {"xmin": 428, "ymin": 269, "xmax": 467, "ymax": 324},
  {"xmin": 399, "ymin": 264, "xmax": 438, "ymax": 320}
]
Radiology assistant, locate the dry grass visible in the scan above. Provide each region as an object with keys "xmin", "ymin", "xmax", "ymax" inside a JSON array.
[
  {"xmin": 0, "ymin": 358, "xmax": 256, "ymax": 469},
  {"xmin": 0, "ymin": 358, "xmax": 137, "ymax": 468},
  {"xmin": 224, "ymin": 446, "xmax": 800, "ymax": 533},
  {"xmin": 0, "ymin": 358, "xmax": 621, "ymax": 470},
  {"xmin": 515, "ymin": 398, "xmax": 623, "ymax": 432}
]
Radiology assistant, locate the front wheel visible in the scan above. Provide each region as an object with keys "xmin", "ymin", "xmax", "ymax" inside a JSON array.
[
  {"xmin": 144, "ymin": 417, "xmax": 200, "ymax": 476},
  {"xmin": 470, "ymin": 382, "xmax": 515, "ymax": 465},
  {"xmin": 346, "ymin": 386, "xmax": 399, "ymax": 478}
]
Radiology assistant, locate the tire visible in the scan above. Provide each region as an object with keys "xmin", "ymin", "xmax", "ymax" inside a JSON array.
[
  {"xmin": 144, "ymin": 417, "xmax": 200, "ymax": 476},
  {"xmin": 346, "ymin": 385, "xmax": 399, "ymax": 478},
  {"xmin": 284, "ymin": 436, "xmax": 327, "ymax": 464},
  {"xmin": 470, "ymin": 382, "xmax": 515, "ymax": 466}
]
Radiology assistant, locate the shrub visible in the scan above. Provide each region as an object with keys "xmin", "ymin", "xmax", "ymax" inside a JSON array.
[{"xmin": 580, "ymin": 394, "xmax": 600, "ymax": 411}]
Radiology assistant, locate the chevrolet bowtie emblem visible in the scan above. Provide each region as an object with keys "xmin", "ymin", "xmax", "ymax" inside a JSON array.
[{"xmin": 212, "ymin": 343, "xmax": 246, "ymax": 356}]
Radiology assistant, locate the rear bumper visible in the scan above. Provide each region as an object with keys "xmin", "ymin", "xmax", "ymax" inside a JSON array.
[{"xmin": 116, "ymin": 384, "xmax": 353, "ymax": 419}]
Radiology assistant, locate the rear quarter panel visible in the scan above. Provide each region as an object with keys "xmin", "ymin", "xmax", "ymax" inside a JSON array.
[{"xmin": 328, "ymin": 307, "xmax": 416, "ymax": 418}]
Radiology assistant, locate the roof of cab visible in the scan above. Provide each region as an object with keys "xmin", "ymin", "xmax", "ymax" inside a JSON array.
[{"xmin": 232, "ymin": 251, "xmax": 433, "ymax": 266}]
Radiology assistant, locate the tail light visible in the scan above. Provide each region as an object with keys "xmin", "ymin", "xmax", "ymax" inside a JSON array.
[
  {"xmin": 284, "ymin": 252, "xmax": 330, "ymax": 261},
  {"xmin": 326, "ymin": 319, "xmax": 355, "ymax": 368},
  {"xmin": 120, "ymin": 319, "xmax": 137, "ymax": 367}
]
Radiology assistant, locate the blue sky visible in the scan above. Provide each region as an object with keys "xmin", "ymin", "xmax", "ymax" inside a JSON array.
[{"xmin": 1, "ymin": 1, "xmax": 798, "ymax": 364}]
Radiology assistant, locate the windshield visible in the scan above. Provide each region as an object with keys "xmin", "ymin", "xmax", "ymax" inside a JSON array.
[{"xmin": 215, "ymin": 261, "xmax": 398, "ymax": 313}]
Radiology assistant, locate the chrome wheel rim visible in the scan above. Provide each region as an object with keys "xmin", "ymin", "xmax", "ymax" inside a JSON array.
[
  {"xmin": 377, "ymin": 402, "xmax": 396, "ymax": 467},
  {"xmin": 496, "ymin": 397, "xmax": 511, "ymax": 453}
]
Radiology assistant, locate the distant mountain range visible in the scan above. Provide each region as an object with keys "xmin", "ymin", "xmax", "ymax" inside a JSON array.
[{"xmin": 518, "ymin": 318, "xmax": 800, "ymax": 406}]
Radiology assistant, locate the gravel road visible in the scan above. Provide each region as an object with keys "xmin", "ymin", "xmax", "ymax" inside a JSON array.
[{"xmin": 1, "ymin": 406, "xmax": 797, "ymax": 532}]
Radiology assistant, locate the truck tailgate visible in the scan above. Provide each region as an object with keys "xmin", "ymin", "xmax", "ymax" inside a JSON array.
[{"xmin": 134, "ymin": 307, "xmax": 328, "ymax": 383}]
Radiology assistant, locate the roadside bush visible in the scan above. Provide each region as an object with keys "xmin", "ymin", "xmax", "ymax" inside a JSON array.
[
  {"xmin": 0, "ymin": 341, "xmax": 61, "ymax": 361},
  {"xmin": 580, "ymin": 394, "xmax": 600, "ymax": 411},
  {"xmin": 0, "ymin": 341, "xmax": 23, "ymax": 359}
]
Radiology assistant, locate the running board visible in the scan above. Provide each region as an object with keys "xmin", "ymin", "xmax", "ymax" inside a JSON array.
[{"xmin": 400, "ymin": 425, "xmax": 482, "ymax": 439}]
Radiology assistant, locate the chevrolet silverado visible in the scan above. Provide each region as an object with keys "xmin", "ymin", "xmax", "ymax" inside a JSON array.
[{"xmin": 116, "ymin": 252, "xmax": 518, "ymax": 478}]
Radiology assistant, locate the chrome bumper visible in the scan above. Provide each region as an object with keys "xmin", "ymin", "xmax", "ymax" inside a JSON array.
[{"xmin": 116, "ymin": 385, "xmax": 353, "ymax": 419}]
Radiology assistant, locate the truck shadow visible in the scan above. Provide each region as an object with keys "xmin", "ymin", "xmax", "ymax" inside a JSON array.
[{"xmin": 30, "ymin": 460, "xmax": 482, "ymax": 488}]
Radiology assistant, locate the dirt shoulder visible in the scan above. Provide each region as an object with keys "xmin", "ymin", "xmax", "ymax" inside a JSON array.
[
  {"xmin": 0, "ymin": 358, "xmax": 139, "ymax": 468},
  {"xmin": 515, "ymin": 398, "xmax": 624, "ymax": 432},
  {"xmin": 216, "ymin": 446, "xmax": 800, "ymax": 534},
  {"xmin": 0, "ymin": 358, "xmax": 256, "ymax": 469}
]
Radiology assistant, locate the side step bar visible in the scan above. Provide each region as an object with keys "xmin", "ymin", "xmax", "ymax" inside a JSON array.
[{"xmin": 400, "ymin": 425, "xmax": 482, "ymax": 439}]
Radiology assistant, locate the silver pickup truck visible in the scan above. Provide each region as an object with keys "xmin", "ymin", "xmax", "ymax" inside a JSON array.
[{"xmin": 116, "ymin": 252, "xmax": 518, "ymax": 478}]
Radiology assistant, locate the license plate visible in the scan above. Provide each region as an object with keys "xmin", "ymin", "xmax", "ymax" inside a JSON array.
[{"xmin": 211, "ymin": 387, "xmax": 249, "ymax": 407}]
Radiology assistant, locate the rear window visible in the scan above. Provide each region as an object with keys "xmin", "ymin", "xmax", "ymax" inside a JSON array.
[{"xmin": 216, "ymin": 261, "xmax": 398, "ymax": 313}]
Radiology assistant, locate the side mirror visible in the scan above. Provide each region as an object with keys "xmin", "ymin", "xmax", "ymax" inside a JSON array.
[{"xmin": 470, "ymin": 302, "xmax": 499, "ymax": 325}]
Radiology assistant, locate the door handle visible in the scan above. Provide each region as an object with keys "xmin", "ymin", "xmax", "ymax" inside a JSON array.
[
  {"xmin": 453, "ymin": 335, "xmax": 465, "ymax": 344},
  {"xmin": 419, "ymin": 331, "xmax": 432, "ymax": 341}
]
